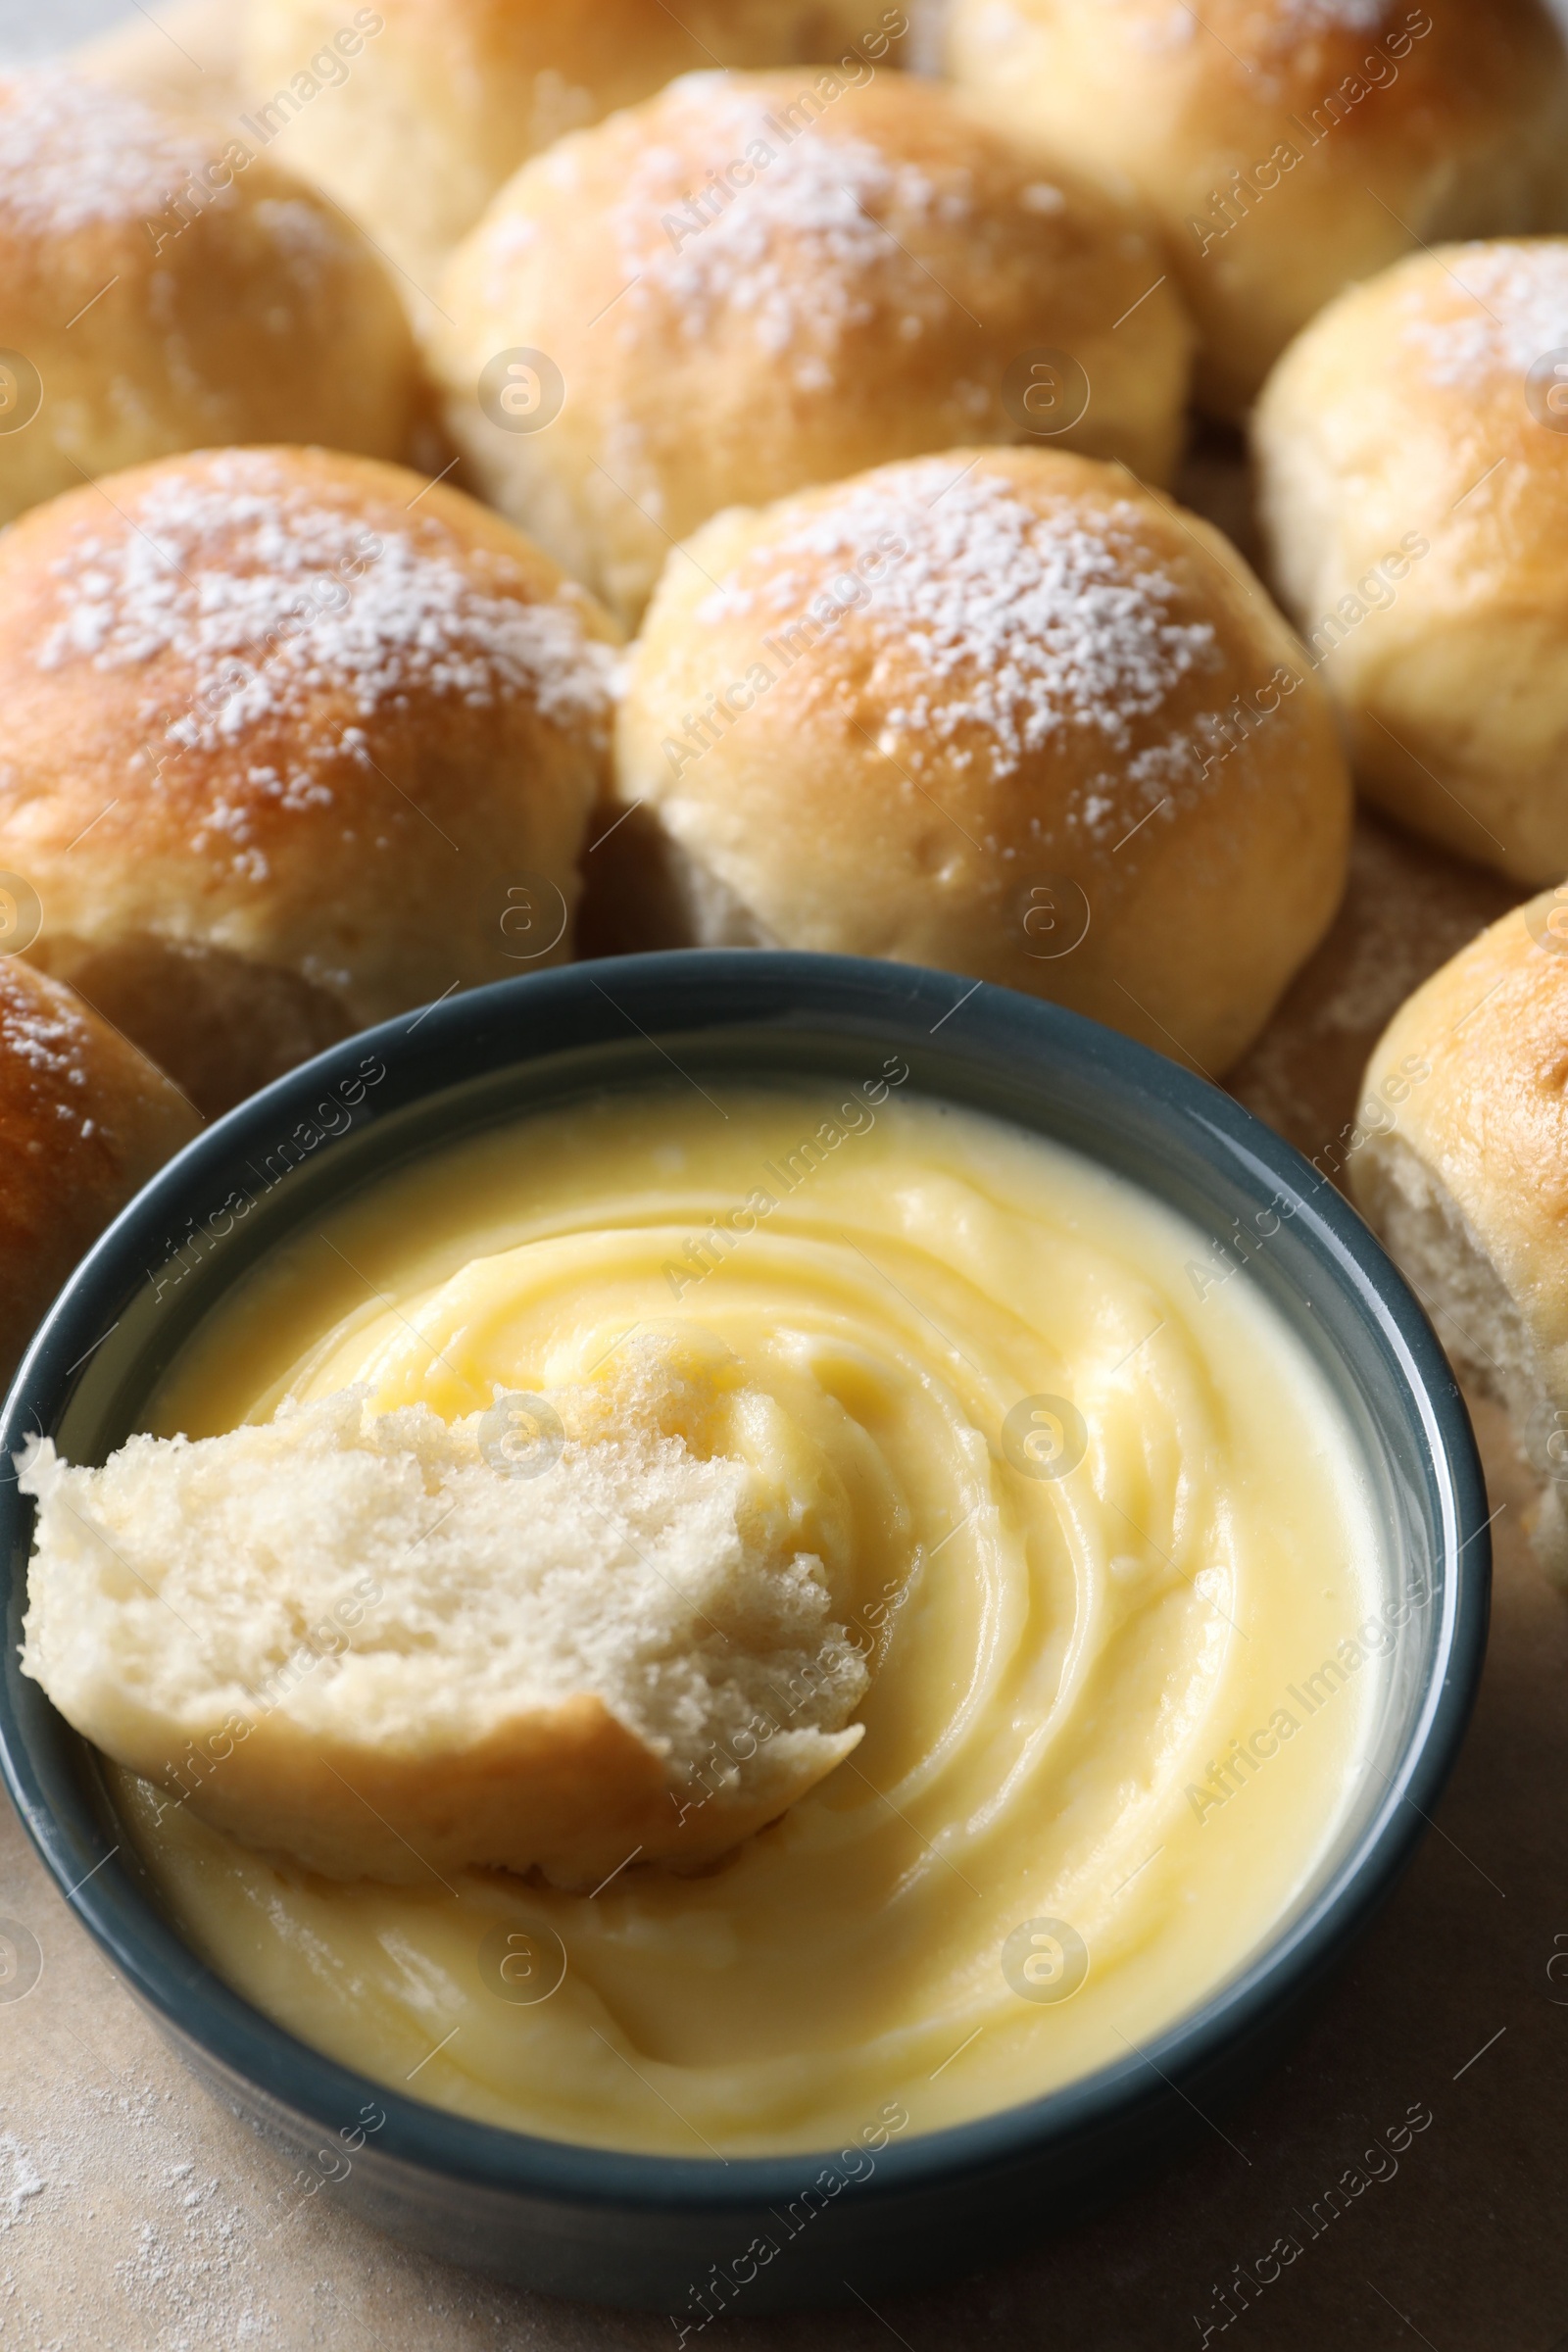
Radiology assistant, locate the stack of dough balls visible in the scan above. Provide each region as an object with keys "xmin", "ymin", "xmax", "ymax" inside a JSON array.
[
  {"xmin": 0, "ymin": 959, "xmax": 198, "ymax": 1380},
  {"xmin": 242, "ymin": 0, "xmax": 921, "ymax": 300},
  {"xmin": 948, "ymin": 0, "xmax": 1568, "ymax": 418},
  {"xmin": 431, "ymin": 68, "xmax": 1193, "ymax": 624},
  {"xmin": 1351, "ymin": 890, "xmax": 1568, "ymax": 1584},
  {"xmin": 609, "ymin": 446, "xmax": 1350, "ymax": 1073},
  {"xmin": 1255, "ymin": 236, "xmax": 1568, "ymax": 885},
  {"xmin": 0, "ymin": 445, "xmax": 619, "ymax": 1115},
  {"xmin": 0, "ymin": 67, "xmax": 417, "ymax": 525}
]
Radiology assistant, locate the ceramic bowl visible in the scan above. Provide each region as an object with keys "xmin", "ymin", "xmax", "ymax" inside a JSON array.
[{"xmin": 0, "ymin": 953, "xmax": 1491, "ymax": 2310}]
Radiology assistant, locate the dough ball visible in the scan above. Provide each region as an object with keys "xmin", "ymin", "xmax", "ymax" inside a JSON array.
[
  {"xmin": 948, "ymin": 0, "xmax": 1568, "ymax": 418},
  {"xmin": 607, "ymin": 445, "xmax": 1350, "ymax": 1075},
  {"xmin": 0, "ymin": 67, "xmax": 418, "ymax": 525},
  {"xmin": 431, "ymin": 67, "xmax": 1192, "ymax": 624},
  {"xmin": 1255, "ymin": 238, "xmax": 1568, "ymax": 886},
  {"xmin": 0, "ymin": 445, "xmax": 619, "ymax": 1114}
]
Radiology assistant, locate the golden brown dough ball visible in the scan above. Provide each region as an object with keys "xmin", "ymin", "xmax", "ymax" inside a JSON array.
[
  {"xmin": 240, "ymin": 0, "xmax": 919, "ymax": 304},
  {"xmin": 432, "ymin": 69, "xmax": 1193, "ymax": 626},
  {"xmin": 0, "ymin": 960, "xmax": 199, "ymax": 1380},
  {"xmin": 607, "ymin": 446, "xmax": 1350, "ymax": 1074},
  {"xmin": 0, "ymin": 68, "xmax": 418, "ymax": 526},
  {"xmin": 1350, "ymin": 891, "xmax": 1568, "ymax": 1583},
  {"xmin": 948, "ymin": 0, "xmax": 1568, "ymax": 419},
  {"xmin": 74, "ymin": 0, "xmax": 246, "ymax": 123},
  {"xmin": 0, "ymin": 446, "xmax": 619, "ymax": 1116},
  {"xmin": 1255, "ymin": 238, "xmax": 1568, "ymax": 887}
]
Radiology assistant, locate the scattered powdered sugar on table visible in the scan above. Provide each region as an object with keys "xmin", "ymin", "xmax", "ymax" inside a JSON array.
[
  {"xmin": 1399, "ymin": 242, "xmax": 1568, "ymax": 386},
  {"xmin": 615, "ymin": 77, "xmax": 959, "ymax": 379},
  {"xmin": 0, "ymin": 68, "xmax": 220, "ymax": 239},
  {"xmin": 701, "ymin": 463, "xmax": 1220, "ymax": 797},
  {"xmin": 34, "ymin": 453, "xmax": 615, "ymax": 760},
  {"xmin": 0, "ymin": 2068, "xmax": 282, "ymax": 2349},
  {"xmin": 0, "ymin": 2132, "xmax": 43, "ymax": 2229}
]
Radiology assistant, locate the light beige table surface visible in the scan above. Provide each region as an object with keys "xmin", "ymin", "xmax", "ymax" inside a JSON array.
[
  {"xmin": 0, "ymin": 819, "xmax": 1558, "ymax": 2352},
  {"xmin": 0, "ymin": 7, "xmax": 1562, "ymax": 2344}
]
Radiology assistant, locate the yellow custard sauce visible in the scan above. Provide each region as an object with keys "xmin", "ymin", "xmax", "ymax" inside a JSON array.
[{"xmin": 115, "ymin": 1080, "xmax": 1388, "ymax": 2158}]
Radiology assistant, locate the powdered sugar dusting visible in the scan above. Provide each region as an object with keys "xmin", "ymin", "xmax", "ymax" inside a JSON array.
[
  {"xmin": 35, "ymin": 454, "xmax": 615, "ymax": 761},
  {"xmin": 0, "ymin": 67, "xmax": 219, "ymax": 239},
  {"xmin": 615, "ymin": 76, "xmax": 960, "ymax": 386},
  {"xmin": 0, "ymin": 968, "xmax": 103, "ymax": 1139},
  {"xmin": 1399, "ymin": 241, "xmax": 1568, "ymax": 388},
  {"xmin": 1272, "ymin": 0, "xmax": 1391, "ymax": 29},
  {"xmin": 701, "ymin": 463, "xmax": 1220, "ymax": 798}
]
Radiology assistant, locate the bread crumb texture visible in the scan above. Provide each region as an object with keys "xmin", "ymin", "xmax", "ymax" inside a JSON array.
[{"xmin": 19, "ymin": 1347, "xmax": 868, "ymax": 1886}]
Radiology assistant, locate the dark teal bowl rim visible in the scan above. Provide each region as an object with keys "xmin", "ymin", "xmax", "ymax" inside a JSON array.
[{"xmin": 0, "ymin": 951, "xmax": 1491, "ymax": 2215}]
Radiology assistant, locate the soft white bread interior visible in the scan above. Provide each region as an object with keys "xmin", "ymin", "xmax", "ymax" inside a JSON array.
[
  {"xmin": 0, "ymin": 445, "xmax": 619, "ymax": 1115},
  {"xmin": 948, "ymin": 0, "xmax": 1568, "ymax": 421},
  {"xmin": 0, "ymin": 962, "xmax": 200, "ymax": 1381},
  {"xmin": 604, "ymin": 445, "xmax": 1350, "ymax": 1075},
  {"xmin": 0, "ymin": 68, "xmax": 417, "ymax": 526},
  {"xmin": 431, "ymin": 67, "xmax": 1193, "ymax": 626},
  {"xmin": 241, "ymin": 0, "xmax": 919, "ymax": 309},
  {"xmin": 1349, "ymin": 889, "xmax": 1568, "ymax": 1583},
  {"xmin": 20, "ymin": 1354, "xmax": 870, "ymax": 1888},
  {"xmin": 1255, "ymin": 238, "xmax": 1568, "ymax": 887}
]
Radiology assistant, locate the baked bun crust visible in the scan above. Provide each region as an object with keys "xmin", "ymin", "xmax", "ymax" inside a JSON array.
[
  {"xmin": 1350, "ymin": 891, "xmax": 1568, "ymax": 1581},
  {"xmin": 0, "ymin": 961, "xmax": 199, "ymax": 1379},
  {"xmin": 74, "ymin": 0, "xmax": 245, "ymax": 123},
  {"xmin": 432, "ymin": 69, "xmax": 1193, "ymax": 625},
  {"xmin": 0, "ymin": 69, "xmax": 417, "ymax": 526},
  {"xmin": 0, "ymin": 446, "xmax": 618, "ymax": 1114},
  {"xmin": 1255, "ymin": 239, "xmax": 1568, "ymax": 887},
  {"xmin": 609, "ymin": 446, "xmax": 1350, "ymax": 1074},
  {"xmin": 241, "ymin": 0, "xmax": 920, "ymax": 305},
  {"xmin": 949, "ymin": 0, "xmax": 1568, "ymax": 419}
]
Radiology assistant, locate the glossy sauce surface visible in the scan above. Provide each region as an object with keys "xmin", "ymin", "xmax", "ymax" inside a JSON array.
[{"xmin": 119, "ymin": 1080, "xmax": 1385, "ymax": 2155}]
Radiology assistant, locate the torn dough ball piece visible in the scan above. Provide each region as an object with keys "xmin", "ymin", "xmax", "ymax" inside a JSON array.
[
  {"xmin": 20, "ymin": 1378, "xmax": 870, "ymax": 1887},
  {"xmin": 0, "ymin": 962, "xmax": 199, "ymax": 1381},
  {"xmin": 0, "ymin": 69, "xmax": 417, "ymax": 527},
  {"xmin": 432, "ymin": 68, "xmax": 1193, "ymax": 626},
  {"xmin": 0, "ymin": 445, "xmax": 619, "ymax": 1116},
  {"xmin": 240, "ymin": 0, "xmax": 920, "ymax": 305},
  {"xmin": 1255, "ymin": 238, "xmax": 1568, "ymax": 887},
  {"xmin": 1349, "ymin": 889, "xmax": 1568, "ymax": 1587},
  {"xmin": 947, "ymin": 0, "xmax": 1568, "ymax": 421},
  {"xmin": 607, "ymin": 447, "xmax": 1350, "ymax": 1075}
]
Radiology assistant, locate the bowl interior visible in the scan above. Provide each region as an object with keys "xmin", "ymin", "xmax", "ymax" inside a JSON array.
[{"xmin": 0, "ymin": 953, "xmax": 1489, "ymax": 2202}]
